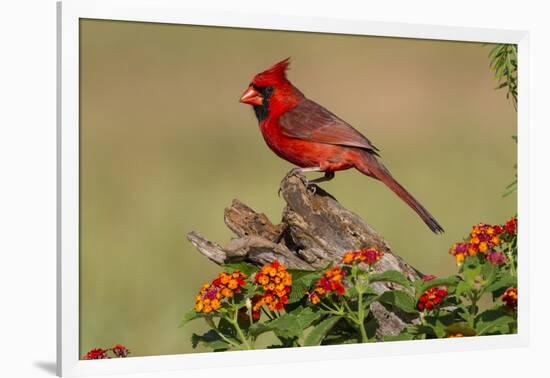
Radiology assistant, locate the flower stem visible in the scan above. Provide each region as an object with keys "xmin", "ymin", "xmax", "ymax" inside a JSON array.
[
  {"xmin": 205, "ymin": 317, "xmax": 241, "ymax": 349},
  {"xmin": 231, "ymin": 310, "xmax": 253, "ymax": 350},
  {"xmin": 356, "ymin": 288, "xmax": 368, "ymax": 343}
]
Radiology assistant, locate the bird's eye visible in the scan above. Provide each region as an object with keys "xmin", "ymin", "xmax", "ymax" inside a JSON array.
[{"xmin": 265, "ymin": 86, "xmax": 274, "ymax": 95}]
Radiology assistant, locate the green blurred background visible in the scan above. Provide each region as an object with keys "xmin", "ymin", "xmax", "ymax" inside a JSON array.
[{"xmin": 79, "ymin": 19, "xmax": 517, "ymax": 357}]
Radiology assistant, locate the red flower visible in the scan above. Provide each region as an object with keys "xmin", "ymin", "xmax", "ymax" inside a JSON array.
[
  {"xmin": 342, "ymin": 247, "xmax": 384, "ymax": 266},
  {"xmin": 309, "ymin": 267, "xmax": 348, "ymax": 303},
  {"xmin": 83, "ymin": 348, "xmax": 108, "ymax": 360},
  {"xmin": 505, "ymin": 217, "xmax": 518, "ymax": 235},
  {"xmin": 112, "ymin": 344, "xmax": 129, "ymax": 358},
  {"xmin": 417, "ymin": 287, "xmax": 448, "ymax": 311},
  {"xmin": 502, "ymin": 287, "xmax": 518, "ymax": 309}
]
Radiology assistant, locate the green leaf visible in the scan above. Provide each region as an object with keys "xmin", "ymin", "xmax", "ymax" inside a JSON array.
[
  {"xmin": 433, "ymin": 323, "xmax": 447, "ymax": 338},
  {"xmin": 266, "ymin": 308, "xmax": 322, "ymax": 339},
  {"xmin": 445, "ymin": 322, "xmax": 477, "ymax": 337},
  {"xmin": 179, "ymin": 309, "xmax": 202, "ymax": 328},
  {"xmin": 481, "ymin": 262, "xmax": 498, "ymax": 287},
  {"xmin": 454, "ymin": 281, "xmax": 472, "ymax": 297},
  {"xmin": 485, "ymin": 274, "xmax": 516, "ymax": 298},
  {"xmin": 362, "ymin": 292, "xmax": 380, "ymax": 310},
  {"xmin": 191, "ymin": 330, "xmax": 230, "ymax": 351},
  {"xmin": 304, "ymin": 316, "xmax": 342, "ymax": 346},
  {"xmin": 287, "ymin": 270, "xmax": 321, "ymax": 303},
  {"xmin": 369, "ymin": 270, "xmax": 411, "ymax": 288},
  {"xmin": 290, "ymin": 306, "xmax": 323, "ymax": 329},
  {"xmin": 249, "ymin": 322, "xmax": 271, "ymax": 338},
  {"xmin": 265, "ymin": 314, "xmax": 303, "ymax": 338},
  {"xmin": 223, "ymin": 262, "xmax": 258, "ymax": 276},
  {"xmin": 462, "ymin": 257, "xmax": 482, "ymax": 284},
  {"xmin": 217, "ymin": 317, "xmax": 237, "ymax": 338},
  {"xmin": 408, "ymin": 324, "xmax": 437, "ymax": 337},
  {"xmin": 383, "ymin": 332, "xmax": 415, "ymax": 342},
  {"xmin": 475, "ymin": 309, "xmax": 516, "ymax": 335},
  {"xmin": 365, "ymin": 317, "xmax": 379, "ymax": 340},
  {"xmin": 454, "ymin": 303, "xmax": 473, "ymax": 323},
  {"xmin": 377, "ymin": 290, "xmax": 417, "ymax": 314},
  {"xmin": 418, "ymin": 276, "xmax": 460, "ymax": 294}
]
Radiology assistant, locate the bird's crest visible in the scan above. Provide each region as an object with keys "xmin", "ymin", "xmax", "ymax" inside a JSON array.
[{"xmin": 252, "ymin": 57, "xmax": 291, "ymax": 86}]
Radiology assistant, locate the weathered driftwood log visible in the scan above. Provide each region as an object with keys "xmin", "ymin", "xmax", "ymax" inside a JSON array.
[{"xmin": 187, "ymin": 172, "xmax": 422, "ymax": 338}]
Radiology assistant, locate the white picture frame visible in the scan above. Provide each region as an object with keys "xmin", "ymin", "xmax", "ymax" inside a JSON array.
[{"xmin": 57, "ymin": 0, "xmax": 530, "ymax": 376}]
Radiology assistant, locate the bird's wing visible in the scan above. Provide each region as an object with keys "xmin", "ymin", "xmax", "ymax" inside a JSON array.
[{"xmin": 278, "ymin": 99, "xmax": 379, "ymax": 154}]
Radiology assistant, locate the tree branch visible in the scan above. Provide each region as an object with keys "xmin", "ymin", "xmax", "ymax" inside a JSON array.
[{"xmin": 186, "ymin": 171, "xmax": 422, "ymax": 338}]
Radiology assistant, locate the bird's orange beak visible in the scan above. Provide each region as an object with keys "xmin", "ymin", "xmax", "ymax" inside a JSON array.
[{"xmin": 239, "ymin": 86, "xmax": 263, "ymax": 106}]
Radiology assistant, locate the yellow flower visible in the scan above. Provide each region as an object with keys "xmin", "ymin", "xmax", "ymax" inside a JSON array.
[
  {"xmin": 478, "ymin": 242, "xmax": 488, "ymax": 253},
  {"xmin": 220, "ymin": 274, "xmax": 230, "ymax": 285},
  {"xmin": 211, "ymin": 299, "xmax": 221, "ymax": 310}
]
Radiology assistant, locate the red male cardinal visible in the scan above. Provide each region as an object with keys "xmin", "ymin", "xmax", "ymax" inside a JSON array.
[{"xmin": 239, "ymin": 58, "xmax": 444, "ymax": 233}]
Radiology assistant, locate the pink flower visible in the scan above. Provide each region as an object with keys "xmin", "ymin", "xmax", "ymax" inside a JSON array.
[{"xmin": 486, "ymin": 251, "xmax": 507, "ymax": 265}]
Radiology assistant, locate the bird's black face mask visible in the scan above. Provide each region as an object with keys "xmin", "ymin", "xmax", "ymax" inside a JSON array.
[{"xmin": 252, "ymin": 85, "xmax": 274, "ymax": 122}]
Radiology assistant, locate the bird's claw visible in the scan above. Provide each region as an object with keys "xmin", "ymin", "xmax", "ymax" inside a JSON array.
[
  {"xmin": 279, "ymin": 168, "xmax": 306, "ymax": 195},
  {"xmin": 307, "ymin": 183, "xmax": 317, "ymax": 195},
  {"xmin": 279, "ymin": 168, "xmax": 320, "ymax": 196}
]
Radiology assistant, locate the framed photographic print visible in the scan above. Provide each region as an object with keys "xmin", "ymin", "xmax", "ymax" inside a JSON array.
[{"xmin": 57, "ymin": 0, "xmax": 529, "ymax": 376}]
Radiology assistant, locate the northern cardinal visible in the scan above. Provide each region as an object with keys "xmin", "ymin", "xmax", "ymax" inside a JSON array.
[{"xmin": 239, "ymin": 58, "xmax": 444, "ymax": 233}]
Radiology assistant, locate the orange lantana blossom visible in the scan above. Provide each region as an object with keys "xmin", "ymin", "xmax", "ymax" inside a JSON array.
[
  {"xmin": 194, "ymin": 271, "xmax": 247, "ymax": 314},
  {"xmin": 253, "ymin": 261, "xmax": 292, "ymax": 315}
]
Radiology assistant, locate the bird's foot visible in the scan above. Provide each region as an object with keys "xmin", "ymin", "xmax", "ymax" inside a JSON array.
[{"xmin": 307, "ymin": 183, "xmax": 318, "ymax": 195}]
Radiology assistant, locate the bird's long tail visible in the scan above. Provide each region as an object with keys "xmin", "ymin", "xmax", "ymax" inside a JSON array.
[{"xmin": 354, "ymin": 151, "xmax": 444, "ymax": 234}]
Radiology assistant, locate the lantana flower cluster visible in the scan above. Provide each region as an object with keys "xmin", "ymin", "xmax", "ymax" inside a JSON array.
[
  {"xmin": 449, "ymin": 216, "xmax": 517, "ymax": 265},
  {"xmin": 308, "ymin": 267, "xmax": 347, "ymax": 304},
  {"xmin": 194, "ymin": 271, "xmax": 247, "ymax": 314},
  {"xmin": 342, "ymin": 247, "xmax": 384, "ymax": 265},
  {"xmin": 309, "ymin": 247, "xmax": 384, "ymax": 304},
  {"xmin": 83, "ymin": 348, "xmax": 108, "ymax": 360},
  {"xmin": 82, "ymin": 344, "xmax": 130, "ymax": 360},
  {"xmin": 253, "ymin": 260, "xmax": 292, "ymax": 313},
  {"xmin": 417, "ymin": 287, "xmax": 448, "ymax": 311},
  {"xmin": 505, "ymin": 216, "xmax": 518, "ymax": 235},
  {"xmin": 502, "ymin": 287, "xmax": 518, "ymax": 309}
]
